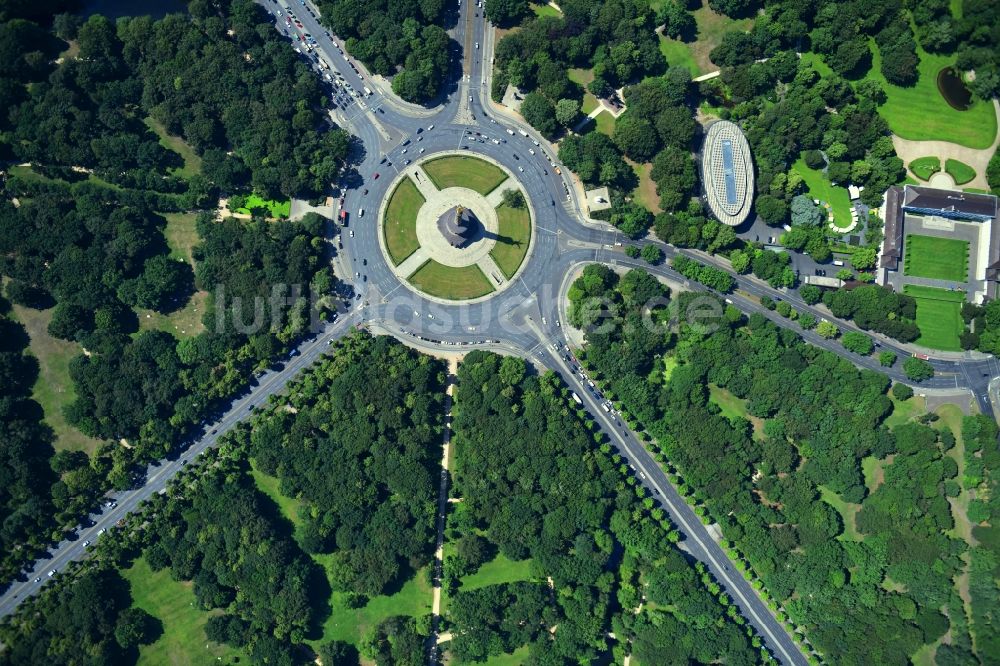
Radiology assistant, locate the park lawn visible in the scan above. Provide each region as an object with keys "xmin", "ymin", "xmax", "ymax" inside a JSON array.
[
  {"xmin": 867, "ymin": 40, "xmax": 997, "ymax": 149},
  {"xmin": 656, "ymin": 0, "xmax": 754, "ymax": 76},
  {"xmin": 884, "ymin": 393, "xmax": 927, "ymax": 431},
  {"xmin": 234, "ymin": 193, "xmax": 291, "ymax": 218},
  {"xmin": 568, "ymin": 68, "xmax": 600, "ymax": 114},
  {"xmin": 423, "ymin": 156, "xmax": 508, "ymax": 195},
  {"xmin": 7, "ymin": 164, "xmax": 51, "ymax": 186},
  {"xmin": 791, "ymin": 157, "xmax": 853, "ymax": 229},
  {"xmin": 480, "ymin": 645, "xmax": 531, "ymax": 666},
  {"xmin": 798, "ymin": 50, "xmax": 835, "ymax": 78},
  {"xmin": 460, "ymin": 554, "xmax": 534, "ymax": 591},
  {"xmin": 124, "ymin": 557, "xmax": 241, "ymax": 666},
  {"xmin": 10, "ymin": 304, "xmax": 102, "ymax": 455},
  {"xmin": 708, "ymin": 384, "xmax": 764, "ymax": 439},
  {"xmin": 658, "ymin": 34, "xmax": 700, "ymax": 77},
  {"xmin": 143, "ymin": 116, "xmax": 202, "ymax": 180},
  {"xmin": 250, "ymin": 466, "xmax": 431, "ymax": 648},
  {"xmin": 945, "ymin": 158, "xmax": 977, "ymax": 185},
  {"xmin": 251, "ymin": 465, "xmax": 304, "ymax": 531},
  {"xmin": 313, "ymin": 566, "xmax": 433, "ymax": 648},
  {"xmin": 162, "ymin": 212, "xmax": 200, "ymax": 264},
  {"xmin": 384, "ymin": 177, "xmax": 425, "ymax": 265},
  {"xmin": 909, "ymin": 156, "xmax": 941, "ymax": 181},
  {"xmin": 819, "ymin": 486, "xmax": 863, "ymax": 541},
  {"xmin": 903, "ymin": 286, "xmax": 965, "ymax": 351},
  {"xmin": 530, "ymin": 2, "xmax": 560, "ymax": 18},
  {"xmin": 135, "ymin": 290, "xmax": 208, "ymax": 339},
  {"xmin": 629, "ymin": 160, "xmax": 662, "ymax": 214},
  {"xmin": 593, "ymin": 110, "xmax": 616, "ymax": 136},
  {"xmin": 490, "ymin": 203, "xmax": 532, "ymax": 278},
  {"xmin": 408, "ymin": 260, "xmax": 495, "ymax": 300},
  {"xmin": 904, "ymin": 235, "xmax": 969, "ymax": 282}
]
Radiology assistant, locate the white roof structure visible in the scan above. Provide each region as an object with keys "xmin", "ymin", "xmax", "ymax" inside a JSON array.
[{"xmin": 701, "ymin": 120, "xmax": 754, "ymax": 227}]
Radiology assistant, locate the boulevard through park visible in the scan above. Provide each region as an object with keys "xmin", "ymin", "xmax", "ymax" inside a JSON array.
[{"xmin": 379, "ymin": 154, "xmax": 533, "ymax": 301}]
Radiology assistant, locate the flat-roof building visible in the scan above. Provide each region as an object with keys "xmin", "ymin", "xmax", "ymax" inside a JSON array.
[
  {"xmin": 878, "ymin": 184, "xmax": 1000, "ymax": 302},
  {"xmin": 701, "ymin": 120, "xmax": 754, "ymax": 227}
]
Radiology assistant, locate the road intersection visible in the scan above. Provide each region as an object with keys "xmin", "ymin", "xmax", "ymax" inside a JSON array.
[{"xmin": 2, "ymin": 3, "xmax": 997, "ymax": 665}]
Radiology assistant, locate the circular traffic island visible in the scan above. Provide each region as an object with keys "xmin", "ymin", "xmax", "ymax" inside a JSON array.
[{"xmin": 379, "ymin": 153, "xmax": 533, "ymax": 302}]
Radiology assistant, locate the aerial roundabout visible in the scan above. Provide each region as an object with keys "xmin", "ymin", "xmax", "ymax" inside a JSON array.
[{"xmin": 377, "ymin": 152, "xmax": 535, "ymax": 303}]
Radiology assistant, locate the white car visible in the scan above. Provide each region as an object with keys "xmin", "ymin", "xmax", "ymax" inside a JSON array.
[
  {"xmin": 47, "ymin": 570, "xmax": 56, "ymax": 577},
  {"xmin": 427, "ymin": 124, "xmax": 434, "ymax": 131},
  {"xmin": 529, "ymin": 148, "xmax": 535, "ymax": 155},
  {"xmin": 475, "ymin": 42, "xmax": 479, "ymax": 49}
]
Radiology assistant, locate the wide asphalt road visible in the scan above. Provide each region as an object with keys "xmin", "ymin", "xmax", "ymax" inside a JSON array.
[{"xmin": 2, "ymin": 4, "xmax": 994, "ymax": 666}]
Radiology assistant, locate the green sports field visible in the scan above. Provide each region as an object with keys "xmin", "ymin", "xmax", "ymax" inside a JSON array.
[{"xmin": 904, "ymin": 235, "xmax": 969, "ymax": 282}]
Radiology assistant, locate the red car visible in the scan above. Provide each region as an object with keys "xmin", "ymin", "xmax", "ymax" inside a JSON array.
[{"xmin": 374, "ymin": 173, "xmax": 380, "ymax": 180}]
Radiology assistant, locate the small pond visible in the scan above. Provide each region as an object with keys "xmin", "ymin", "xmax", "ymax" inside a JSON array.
[{"xmin": 937, "ymin": 67, "xmax": 974, "ymax": 111}]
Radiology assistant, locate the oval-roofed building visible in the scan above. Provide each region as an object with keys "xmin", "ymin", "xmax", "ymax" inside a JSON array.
[{"xmin": 701, "ymin": 120, "xmax": 754, "ymax": 227}]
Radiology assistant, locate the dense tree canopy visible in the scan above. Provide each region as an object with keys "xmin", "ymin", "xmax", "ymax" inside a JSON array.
[
  {"xmin": 247, "ymin": 333, "xmax": 445, "ymax": 597},
  {"xmin": 447, "ymin": 350, "xmax": 763, "ymax": 664},
  {"xmin": 319, "ymin": 0, "xmax": 450, "ymax": 103},
  {"xmin": 569, "ymin": 266, "xmax": 998, "ymax": 665}
]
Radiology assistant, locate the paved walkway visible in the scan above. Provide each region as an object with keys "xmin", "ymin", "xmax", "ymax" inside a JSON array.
[
  {"xmin": 572, "ymin": 105, "xmax": 606, "ymax": 133},
  {"xmin": 430, "ymin": 359, "xmax": 458, "ymax": 664},
  {"xmin": 894, "ymin": 99, "xmax": 1000, "ymax": 190}
]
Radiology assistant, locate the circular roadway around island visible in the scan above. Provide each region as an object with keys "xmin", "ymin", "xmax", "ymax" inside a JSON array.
[{"xmin": 377, "ymin": 151, "xmax": 535, "ymax": 304}]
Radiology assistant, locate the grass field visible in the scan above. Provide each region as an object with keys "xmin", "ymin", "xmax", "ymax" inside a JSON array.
[
  {"xmin": 798, "ymin": 51, "xmax": 835, "ymax": 78},
  {"xmin": 124, "ymin": 557, "xmax": 240, "ymax": 665},
  {"xmin": 233, "ymin": 193, "xmax": 291, "ymax": 218},
  {"xmin": 461, "ymin": 554, "xmax": 534, "ymax": 592},
  {"xmin": 630, "ymin": 160, "xmax": 661, "ymax": 213},
  {"xmin": 568, "ymin": 68, "xmax": 600, "ymax": 115},
  {"xmin": 162, "ymin": 212, "xmax": 200, "ymax": 264},
  {"xmin": 384, "ymin": 177, "xmax": 425, "ymax": 265},
  {"xmin": 903, "ymin": 285, "xmax": 965, "ymax": 351},
  {"xmin": 530, "ymin": 2, "xmax": 560, "ymax": 18},
  {"xmin": 656, "ymin": 0, "xmax": 754, "ymax": 77},
  {"xmin": 135, "ymin": 212, "xmax": 206, "ymax": 338},
  {"xmin": 10, "ymin": 304, "xmax": 102, "ymax": 455},
  {"xmin": 945, "ymin": 158, "xmax": 977, "ymax": 185},
  {"xmin": 490, "ymin": 203, "xmax": 532, "ymax": 279},
  {"xmin": 249, "ymin": 466, "xmax": 432, "ymax": 648},
  {"xmin": 904, "ymin": 235, "xmax": 969, "ymax": 282},
  {"xmin": 909, "ymin": 156, "xmax": 941, "ymax": 181},
  {"xmin": 423, "ymin": 156, "xmax": 508, "ymax": 195},
  {"xmin": 819, "ymin": 486, "xmax": 863, "ymax": 541},
  {"xmin": 791, "ymin": 157, "xmax": 853, "ymax": 229},
  {"xmin": 143, "ymin": 116, "xmax": 202, "ymax": 180},
  {"xmin": 316, "ymin": 566, "xmax": 433, "ymax": 647},
  {"xmin": 866, "ymin": 40, "xmax": 997, "ymax": 149},
  {"xmin": 136, "ymin": 290, "xmax": 208, "ymax": 339},
  {"xmin": 708, "ymin": 384, "xmax": 764, "ymax": 439},
  {"xmin": 593, "ymin": 110, "xmax": 616, "ymax": 136},
  {"xmin": 408, "ymin": 260, "xmax": 495, "ymax": 300}
]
